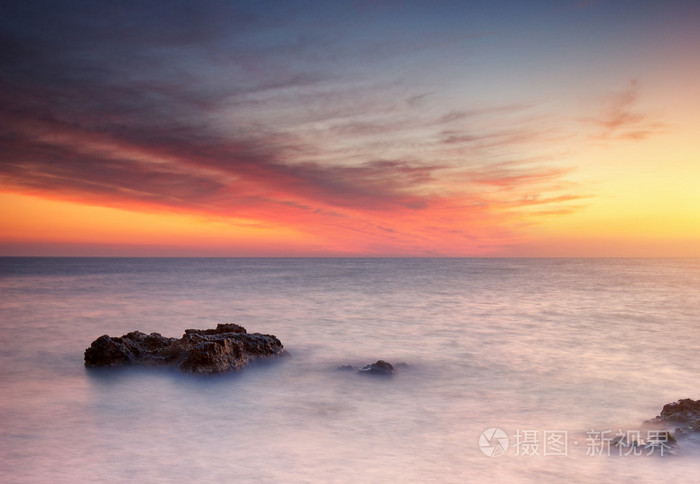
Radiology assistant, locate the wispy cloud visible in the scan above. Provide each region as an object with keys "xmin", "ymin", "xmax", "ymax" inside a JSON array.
[
  {"xmin": 584, "ymin": 80, "xmax": 666, "ymax": 141},
  {"xmin": 0, "ymin": 0, "xmax": 592, "ymax": 255}
]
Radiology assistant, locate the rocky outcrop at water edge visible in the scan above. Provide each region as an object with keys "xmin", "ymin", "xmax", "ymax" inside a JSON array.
[{"xmin": 84, "ymin": 323, "xmax": 285, "ymax": 374}]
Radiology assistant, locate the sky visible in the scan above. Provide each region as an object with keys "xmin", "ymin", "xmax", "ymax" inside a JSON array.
[{"xmin": 1, "ymin": 0, "xmax": 699, "ymax": 257}]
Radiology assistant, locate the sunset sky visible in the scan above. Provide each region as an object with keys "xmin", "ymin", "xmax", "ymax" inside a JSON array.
[{"xmin": 1, "ymin": 0, "xmax": 699, "ymax": 256}]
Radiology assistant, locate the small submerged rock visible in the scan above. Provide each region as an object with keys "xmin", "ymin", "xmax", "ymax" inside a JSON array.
[
  {"xmin": 357, "ymin": 360, "xmax": 394, "ymax": 376},
  {"xmin": 84, "ymin": 323, "xmax": 285, "ymax": 374}
]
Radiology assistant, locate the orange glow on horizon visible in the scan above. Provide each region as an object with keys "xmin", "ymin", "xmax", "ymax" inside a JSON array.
[
  {"xmin": 0, "ymin": 188, "xmax": 575, "ymax": 257},
  {"xmin": 0, "ymin": 192, "xmax": 323, "ymax": 256}
]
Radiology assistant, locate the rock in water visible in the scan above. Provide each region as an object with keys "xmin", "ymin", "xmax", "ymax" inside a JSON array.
[
  {"xmin": 646, "ymin": 399, "xmax": 700, "ymax": 426},
  {"xmin": 658, "ymin": 399, "xmax": 700, "ymax": 424},
  {"xmin": 645, "ymin": 398, "xmax": 700, "ymax": 439},
  {"xmin": 84, "ymin": 323, "xmax": 285, "ymax": 373},
  {"xmin": 357, "ymin": 360, "xmax": 394, "ymax": 376}
]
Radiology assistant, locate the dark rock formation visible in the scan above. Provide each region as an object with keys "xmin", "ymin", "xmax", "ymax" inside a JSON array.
[
  {"xmin": 336, "ymin": 365, "xmax": 354, "ymax": 371},
  {"xmin": 646, "ymin": 398, "xmax": 700, "ymax": 440},
  {"xmin": 655, "ymin": 398, "xmax": 700, "ymax": 424},
  {"xmin": 646, "ymin": 399, "xmax": 700, "ymax": 428},
  {"xmin": 357, "ymin": 360, "xmax": 394, "ymax": 376},
  {"xmin": 84, "ymin": 323, "xmax": 285, "ymax": 373}
]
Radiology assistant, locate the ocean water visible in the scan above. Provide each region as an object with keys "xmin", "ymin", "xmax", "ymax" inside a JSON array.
[{"xmin": 0, "ymin": 257, "xmax": 699, "ymax": 483}]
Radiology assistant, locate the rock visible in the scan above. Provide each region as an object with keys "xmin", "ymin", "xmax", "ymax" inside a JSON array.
[
  {"xmin": 84, "ymin": 332, "xmax": 179, "ymax": 367},
  {"xmin": 357, "ymin": 360, "xmax": 394, "ymax": 376},
  {"xmin": 658, "ymin": 398, "xmax": 700, "ymax": 424},
  {"xmin": 336, "ymin": 365, "xmax": 354, "ymax": 371},
  {"xmin": 656, "ymin": 430, "xmax": 677, "ymax": 446},
  {"xmin": 646, "ymin": 398, "xmax": 700, "ymax": 435},
  {"xmin": 85, "ymin": 323, "xmax": 285, "ymax": 373},
  {"xmin": 644, "ymin": 398, "xmax": 700, "ymax": 448},
  {"xmin": 184, "ymin": 323, "xmax": 247, "ymax": 335}
]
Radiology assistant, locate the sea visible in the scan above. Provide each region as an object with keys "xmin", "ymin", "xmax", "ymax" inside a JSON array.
[{"xmin": 0, "ymin": 257, "xmax": 698, "ymax": 483}]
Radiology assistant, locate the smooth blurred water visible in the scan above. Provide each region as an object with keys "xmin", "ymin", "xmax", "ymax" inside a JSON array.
[{"xmin": 1, "ymin": 258, "xmax": 699, "ymax": 483}]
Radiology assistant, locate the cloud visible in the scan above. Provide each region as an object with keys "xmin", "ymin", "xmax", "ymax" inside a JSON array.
[
  {"xmin": 0, "ymin": 102, "xmax": 441, "ymax": 214},
  {"xmin": 0, "ymin": 0, "xmax": 587, "ymax": 255},
  {"xmin": 466, "ymin": 160, "xmax": 573, "ymax": 188},
  {"xmin": 584, "ymin": 80, "xmax": 666, "ymax": 141}
]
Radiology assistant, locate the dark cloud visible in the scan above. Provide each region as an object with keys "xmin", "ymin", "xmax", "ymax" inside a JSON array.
[
  {"xmin": 0, "ymin": 0, "xmax": 583, "ymax": 241},
  {"xmin": 0, "ymin": 97, "xmax": 443, "ymax": 214},
  {"xmin": 0, "ymin": 130, "xmax": 230, "ymax": 210}
]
